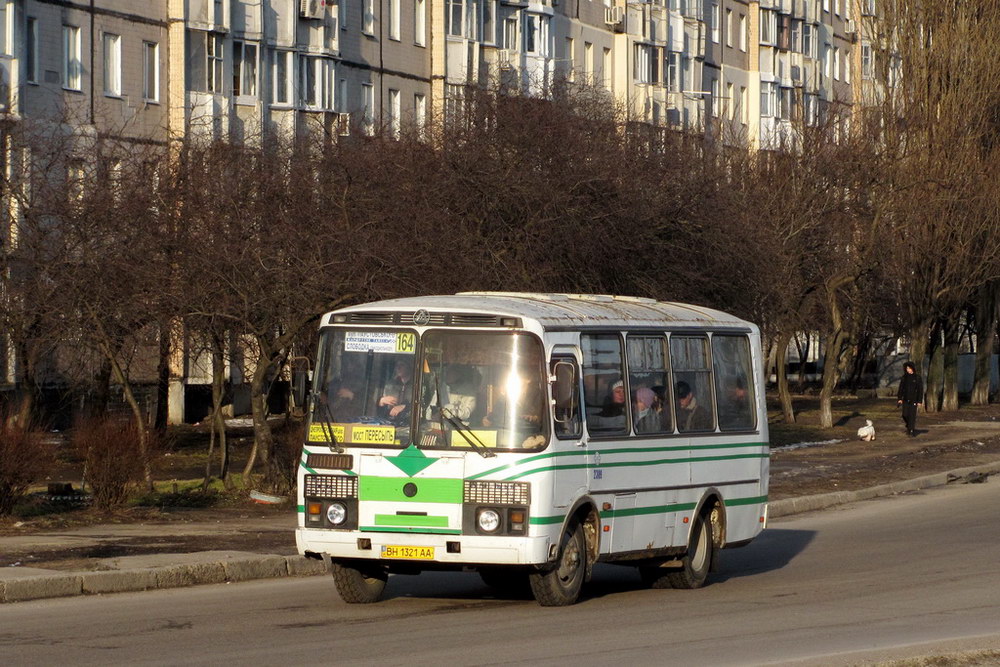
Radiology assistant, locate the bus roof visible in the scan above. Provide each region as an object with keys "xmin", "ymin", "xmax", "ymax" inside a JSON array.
[{"xmin": 328, "ymin": 293, "xmax": 755, "ymax": 331}]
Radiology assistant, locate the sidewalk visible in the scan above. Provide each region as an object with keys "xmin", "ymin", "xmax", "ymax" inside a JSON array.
[{"xmin": 2, "ymin": 446, "xmax": 998, "ymax": 604}]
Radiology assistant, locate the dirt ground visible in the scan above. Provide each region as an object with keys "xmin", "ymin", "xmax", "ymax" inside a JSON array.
[{"xmin": 3, "ymin": 397, "xmax": 1000, "ymax": 571}]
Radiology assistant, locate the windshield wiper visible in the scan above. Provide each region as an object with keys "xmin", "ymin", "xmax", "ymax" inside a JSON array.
[
  {"xmin": 317, "ymin": 399, "xmax": 345, "ymax": 453},
  {"xmin": 440, "ymin": 407, "xmax": 495, "ymax": 458}
]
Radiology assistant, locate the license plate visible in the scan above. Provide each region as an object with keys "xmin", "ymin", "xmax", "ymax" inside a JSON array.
[{"xmin": 381, "ymin": 545, "xmax": 435, "ymax": 560}]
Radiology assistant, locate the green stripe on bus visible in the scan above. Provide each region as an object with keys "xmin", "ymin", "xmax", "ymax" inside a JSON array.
[
  {"xmin": 374, "ymin": 514, "xmax": 449, "ymax": 528},
  {"xmin": 724, "ymin": 495, "xmax": 769, "ymax": 506},
  {"xmin": 503, "ymin": 452, "xmax": 768, "ymax": 481},
  {"xmin": 359, "ymin": 476, "xmax": 463, "ymax": 503},
  {"xmin": 528, "ymin": 494, "xmax": 767, "ymax": 526},
  {"xmin": 466, "ymin": 441, "xmax": 769, "ymax": 480},
  {"xmin": 359, "ymin": 526, "xmax": 462, "ymax": 535}
]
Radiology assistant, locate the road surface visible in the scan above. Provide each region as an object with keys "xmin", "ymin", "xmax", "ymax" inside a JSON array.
[{"xmin": 4, "ymin": 481, "xmax": 1000, "ymax": 666}]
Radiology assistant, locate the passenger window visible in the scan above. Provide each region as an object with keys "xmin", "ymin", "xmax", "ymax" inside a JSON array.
[
  {"xmin": 551, "ymin": 358, "xmax": 582, "ymax": 439},
  {"xmin": 582, "ymin": 334, "xmax": 628, "ymax": 435},
  {"xmin": 626, "ymin": 336, "xmax": 672, "ymax": 435},
  {"xmin": 712, "ymin": 335, "xmax": 756, "ymax": 431},
  {"xmin": 669, "ymin": 335, "xmax": 716, "ymax": 433}
]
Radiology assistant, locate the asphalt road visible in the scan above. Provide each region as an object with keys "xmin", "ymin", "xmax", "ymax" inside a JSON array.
[{"xmin": 4, "ymin": 482, "xmax": 1000, "ymax": 666}]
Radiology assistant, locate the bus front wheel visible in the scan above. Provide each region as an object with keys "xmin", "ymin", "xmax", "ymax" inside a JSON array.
[
  {"xmin": 331, "ymin": 560, "xmax": 388, "ymax": 603},
  {"xmin": 529, "ymin": 522, "xmax": 586, "ymax": 606}
]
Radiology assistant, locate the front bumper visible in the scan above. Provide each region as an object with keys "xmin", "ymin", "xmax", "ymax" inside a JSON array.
[{"xmin": 296, "ymin": 526, "xmax": 553, "ymax": 567}]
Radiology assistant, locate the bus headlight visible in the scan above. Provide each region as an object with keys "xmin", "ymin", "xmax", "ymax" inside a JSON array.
[
  {"xmin": 326, "ymin": 502, "xmax": 348, "ymax": 525},
  {"xmin": 477, "ymin": 508, "xmax": 501, "ymax": 533}
]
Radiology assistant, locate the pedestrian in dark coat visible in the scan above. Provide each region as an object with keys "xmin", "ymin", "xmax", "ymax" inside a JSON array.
[{"xmin": 897, "ymin": 361, "xmax": 923, "ymax": 437}]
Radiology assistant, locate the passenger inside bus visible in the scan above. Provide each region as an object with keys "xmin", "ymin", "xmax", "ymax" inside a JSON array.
[
  {"xmin": 589, "ymin": 379, "xmax": 627, "ymax": 431},
  {"xmin": 377, "ymin": 358, "xmax": 414, "ymax": 424},
  {"xmin": 675, "ymin": 380, "xmax": 712, "ymax": 432},
  {"xmin": 632, "ymin": 386, "xmax": 662, "ymax": 434},
  {"xmin": 439, "ymin": 364, "xmax": 479, "ymax": 424}
]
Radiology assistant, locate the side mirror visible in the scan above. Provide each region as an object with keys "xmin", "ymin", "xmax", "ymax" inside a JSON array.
[
  {"xmin": 290, "ymin": 357, "xmax": 313, "ymax": 416},
  {"xmin": 552, "ymin": 360, "xmax": 578, "ymax": 423}
]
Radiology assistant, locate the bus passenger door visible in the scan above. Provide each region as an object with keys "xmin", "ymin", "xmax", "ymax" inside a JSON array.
[{"xmin": 550, "ymin": 351, "xmax": 587, "ymax": 510}]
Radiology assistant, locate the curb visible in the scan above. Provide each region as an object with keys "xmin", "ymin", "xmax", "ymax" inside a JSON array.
[
  {"xmin": 3, "ymin": 460, "xmax": 998, "ymax": 604},
  {"xmin": 768, "ymin": 460, "xmax": 1000, "ymax": 518},
  {"xmin": 0, "ymin": 554, "xmax": 329, "ymax": 604}
]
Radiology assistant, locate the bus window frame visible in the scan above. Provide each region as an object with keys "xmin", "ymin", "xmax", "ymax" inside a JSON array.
[
  {"xmin": 551, "ymin": 355, "xmax": 583, "ymax": 440},
  {"xmin": 581, "ymin": 332, "xmax": 631, "ymax": 440}
]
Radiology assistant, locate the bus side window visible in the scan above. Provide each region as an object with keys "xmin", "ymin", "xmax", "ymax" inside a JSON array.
[
  {"xmin": 551, "ymin": 358, "xmax": 582, "ymax": 438},
  {"xmin": 669, "ymin": 335, "xmax": 717, "ymax": 433},
  {"xmin": 712, "ymin": 335, "xmax": 757, "ymax": 431}
]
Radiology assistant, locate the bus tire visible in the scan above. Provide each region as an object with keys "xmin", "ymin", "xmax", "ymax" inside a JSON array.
[
  {"xmin": 331, "ymin": 561, "xmax": 388, "ymax": 603},
  {"xmin": 666, "ymin": 512, "xmax": 713, "ymax": 590},
  {"xmin": 529, "ymin": 521, "xmax": 586, "ymax": 606}
]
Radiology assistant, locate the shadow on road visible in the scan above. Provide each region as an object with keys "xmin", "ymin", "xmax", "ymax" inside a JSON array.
[
  {"xmin": 375, "ymin": 528, "xmax": 816, "ymax": 605},
  {"xmin": 711, "ymin": 527, "xmax": 816, "ymax": 582}
]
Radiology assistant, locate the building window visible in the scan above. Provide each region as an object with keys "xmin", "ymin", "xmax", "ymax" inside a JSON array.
[
  {"xmin": 822, "ymin": 0, "xmax": 830, "ymax": 12},
  {"xmin": 739, "ymin": 14, "xmax": 747, "ymax": 52},
  {"xmin": 602, "ymin": 47, "xmax": 611, "ymax": 90},
  {"xmin": 338, "ymin": 78, "xmax": 347, "ymax": 112},
  {"xmin": 389, "ymin": 0, "xmax": 400, "ymax": 40},
  {"xmin": 725, "ymin": 9, "xmax": 732, "ymax": 47},
  {"xmin": 26, "ymin": 17, "xmax": 38, "ymax": 84},
  {"xmin": 844, "ymin": 47, "xmax": 851, "ymax": 83},
  {"xmin": 446, "ymin": 0, "xmax": 461, "ymax": 37},
  {"xmin": 760, "ymin": 9, "xmax": 776, "ymax": 46},
  {"xmin": 666, "ymin": 51, "xmax": 681, "ymax": 91},
  {"xmin": 760, "ymin": 81, "xmax": 777, "ymax": 117},
  {"xmin": 465, "ymin": 0, "xmax": 477, "ymax": 40},
  {"xmin": 272, "ymin": 49, "xmax": 292, "ymax": 105},
  {"xmin": 339, "ymin": 0, "xmax": 348, "ymax": 29},
  {"xmin": 803, "ymin": 23, "xmax": 815, "ymax": 58},
  {"xmin": 711, "ymin": 3, "xmax": 719, "ymax": 44},
  {"xmin": 388, "ymin": 88, "xmax": 400, "ymax": 139},
  {"xmin": 481, "ymin": 0, "xmax": 496, "ymax": 45},
  {"xmin": 300, "ymin": 55, "xmax": 334, "ymax": 110},
  {"xmin": 711, "ymin": 77, "xmax": 720, "ymax": 117},
  {"xmin": 363, "ymin": 0, "xmax": 375, "ymax": 35},
  {"xmin": 63, "ymin": 25, "xmax": 82, "ymax": 91},
  {"xmin": 0, "ymin": 1, "xmax": 8, "ymax": 57},
  {"xmin": 824, "ymin": 43, "xmax": 832, "ymax": 80},
  {"xmin": 414, "ymin": 92, "xmax": 426, "ymax": 138},
  {"xmin": 143, "ymin": 42, "xmax": 159, "ymax": 102},
  {"xmin": 188, "ymin": 31, "xmax": 225, "ymax": 93},
  {"xmin": 103, "ymin": 33, "xmax": 121, "ymax": 97},
  {"xmin": 233, "ymin": 40, "xmax": 258, "ymax": 97},
  {"xmin": 740, "ymin": 85, "xmax": 748, "ymax": 124},
  {"xmin": 861, "ymin": 42, "xmax": 873, "ymax": 79},
  {"xmin": 415, "ymin": 0, "xmax": 427, "ymax": 46},
  {"xmin": 833, "ymin": 47, "xmax": 840, "ymax": 81},
  {"xmin": 566, "ymin": 37, "xmax": 575, "ymax": 82},
  {"xmin": 726, "ymin": 81, "xmax": 734, "ymax": 120},
  {"xmin": 583, "ymin": 41, "xmax": 593, "ymax": 83},
  {"xmin": 634, "ymin": 44, "xmax": 655, "ymax": 85},
  {"xmin": 780, "ymin": 86, "xmax": 793, "ymax": 120},
  {"xmin": 362, "ymin": 82, "xmax": 375, "ymax": 135}
]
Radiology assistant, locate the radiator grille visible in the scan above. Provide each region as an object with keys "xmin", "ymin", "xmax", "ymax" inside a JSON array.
[
  {"xmin": 464, "ymin": 480, "xmax": 530, "ymax": 505},
  {"xmin": 306, "ymin": 453, "xmax": 354, "ymax": 470},
  {"xmin": 304, "ymin": 474, "xmax": 358, "ymax": 498}
]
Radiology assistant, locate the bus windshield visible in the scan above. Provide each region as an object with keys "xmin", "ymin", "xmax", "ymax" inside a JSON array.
[{"xmin": 310, "ymin": 329, "xmax": 548, "ymax": 451}]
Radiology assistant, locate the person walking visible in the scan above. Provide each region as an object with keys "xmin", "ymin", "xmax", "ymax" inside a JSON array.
[{"xmin": 897, "ymin": 361, "xmax": 923, "ymax": 437}]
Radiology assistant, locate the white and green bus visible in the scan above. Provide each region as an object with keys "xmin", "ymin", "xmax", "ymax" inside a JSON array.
[{"xmin": 297, "ymin": 293, "xmax": 769, "ymax": 606}]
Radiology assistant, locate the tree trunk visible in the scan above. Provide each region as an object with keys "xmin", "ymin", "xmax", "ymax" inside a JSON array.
[
  {"xmin": 908, "ymin": 320, "xmax": 931, "ymax": 378},
  {"xmin": 211, "ymin": 337, "xmax": 230, "ymax": 488},
  {"xmin": 971, "ymin": 283, "xmax": 998, "ymax": 405},
  {"xmin": 819, "ymin": 328, "xmax": 848, "ymax": 428},
  {"xmin": 775, "ymin": 330, "xmax": 795, "ymax": 423},
  {"xmin": 244, "ymin": 353, "xmax": 276, "ymax": 489},
  {"xmin": 941, "ymin": 316, "xmax": 961, "ymax": 412},
  {"xmin": 90, "ymin": 359, "xmax": 112, "ymax": 418},
  {"xmin": 925, "ymin": 321, "xmax": 944, "ymax": 413},
  {"xmin": 155, "ymin": 320, "xmax": 171, "ymax": 433}
]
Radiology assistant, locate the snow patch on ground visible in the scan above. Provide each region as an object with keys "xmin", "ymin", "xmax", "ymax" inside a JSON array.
[{"xmin": 772, "ymin": 438, "xmax": 845, "ymax": 452}]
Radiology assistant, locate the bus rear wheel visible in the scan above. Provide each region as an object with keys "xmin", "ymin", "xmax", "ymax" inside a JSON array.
[
  {"xmin": 666, "ymin": 512, "xmax": 713, "ymax": 590},
  {"xmin": 331, "ymin": 561, "xmax": 388, "ymax": 603},
  {"xmin": 529, "ymin": 522, "xmax": 586, "ymax": 606}
]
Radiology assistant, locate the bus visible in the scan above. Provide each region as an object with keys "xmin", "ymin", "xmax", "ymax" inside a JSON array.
[{"xmin": 296, "ymin": 292, "xmax": 769, "ymax": 606}]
